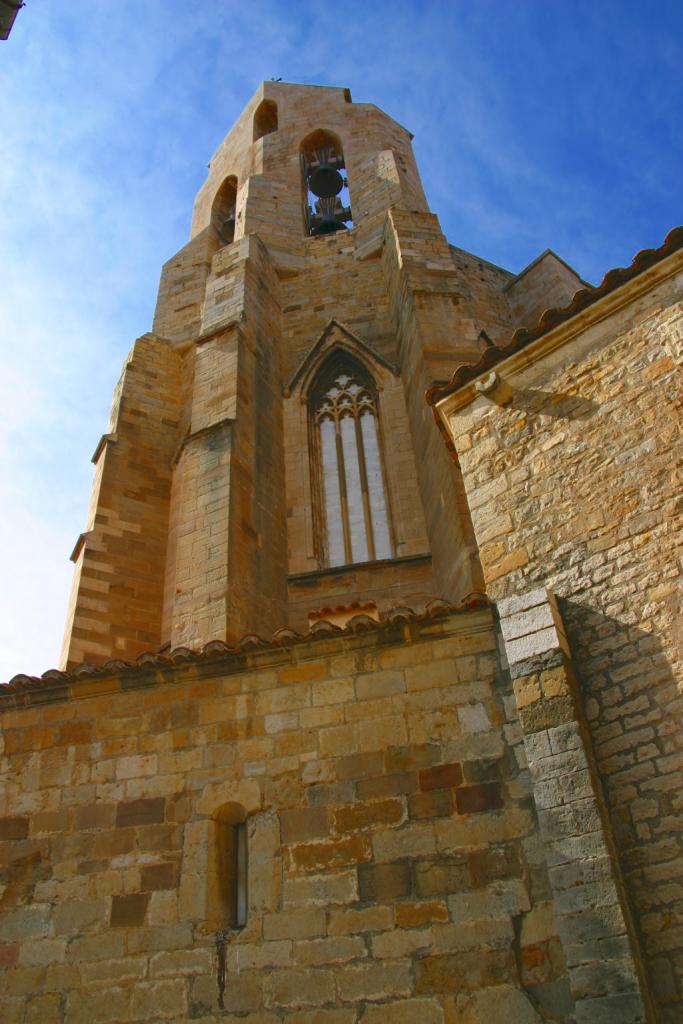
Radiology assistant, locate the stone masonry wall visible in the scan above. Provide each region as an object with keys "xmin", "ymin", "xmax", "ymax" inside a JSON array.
[
  {"xmin": 61, "ymin": 334, "xmax": 185, "ymax": 670},
  {"xmin": 438, "ymin": 261, "xmax": 683, "ymax": 1019},
  {"xmin": 1, "ymin": 609, "xmax": 574, "ymax": 1023}
]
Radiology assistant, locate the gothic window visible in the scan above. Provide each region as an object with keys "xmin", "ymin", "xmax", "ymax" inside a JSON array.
[
  {"xmin": 300, "ymin": 129, "xmax": 353, "ymax": 237},
  {"xmin": 310, "ymin": 356, "xmax": 392, "ymax": 567}
]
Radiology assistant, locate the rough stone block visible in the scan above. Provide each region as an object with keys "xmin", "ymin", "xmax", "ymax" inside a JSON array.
[
  {"xmin": 455, "ymin": 782, "xmax": 503, "ymax": 814},
  {"xmin": 408, "ymin": 789, "xmax": 454, "ymax": 820},
  {"xmin": 419, "ymin": 762, "xmax": 463, "ymax": 791},
  {"xmin": 414, "ymin": 858, "xmax": 470, "ymax": 898},
  {"xmin": 335, "ymin": 961, "xmax": 413, "ymax": 1002},
  {"xmin": 115, "ymin": 797, "xmax": 165, "ymax": 828},
  {"xmin": 0, "ymin": 817, "xmax": 29, "ymax": 841},
  {"xmin": 288, "ymin": 834, "xmax": 372, "ymax": 874},
  {"xmin": 332, "ymin": 798, "xmax": 405, "ymax": 835},
  {"xmin": 361, "ymin": 997, "xmax": 444, "ymax": 1022},
  {"xmin": 358, "ymin": 862, "xmax": 411, "ymax": 902},
  {"xmin": 110, "ymin": 892, "xmax": 150, "ymax": 927},
  {"xmin": 415, "ymin": 948, "xmax": 517, "ymax": 993},
  {"xmin": 264, "ymin": 968, "xmax": 335, "ymax": 1009},
  {"xmin": 497, "ymin": 589, "xmax": 549, "ymax": 621},
  {"xmin": 140, "ymin": 862, "xmax": 178, "ymax": 891}
]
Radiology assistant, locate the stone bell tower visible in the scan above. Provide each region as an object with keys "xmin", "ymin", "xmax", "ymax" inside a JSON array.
[
  {"xmin": 60, "ymin": 82, "xmax": 491, "ymax": 669},
  {"xmin": 7, "ymin": 80, "xmax": 674, "ymax": 1024}
]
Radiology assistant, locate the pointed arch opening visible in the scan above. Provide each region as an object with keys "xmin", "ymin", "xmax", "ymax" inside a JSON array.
[
  {"xmin": 253, "ymin": 99, "xmax": 278, "ymax": 141},
  {"xmin": 211, "ymin": 175, "xmax": 238, "ymax": 246},
  {"xmin": 300, "ymin": 129, "xmax": 353, "ymax": 238},
  {"xmin": 309, "ymin": 352, "xmax": 393, "ymax": 567}
]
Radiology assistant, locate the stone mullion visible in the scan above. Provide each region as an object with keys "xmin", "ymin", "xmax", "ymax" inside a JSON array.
[
  {"xmin": 354, "ymin": 408, "xmax": 376, "ymax": 562},
  {"xmin": 333, "ymin": 411, "xmax": 353, "ymax": 565}
]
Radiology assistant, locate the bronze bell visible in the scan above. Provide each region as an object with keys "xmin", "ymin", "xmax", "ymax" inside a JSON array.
[
  {"xmin": 308, "ymin": 162, "xmax": 344, "ymax": 199},
  {"xmin": 310, "ymin": 195, "xmax": 350, "ymax": 236}
]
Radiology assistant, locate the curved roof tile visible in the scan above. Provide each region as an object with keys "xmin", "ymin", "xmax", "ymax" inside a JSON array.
[{"xmin": 426, "ymin": 226, "xmax": 683, "ymax": 406}]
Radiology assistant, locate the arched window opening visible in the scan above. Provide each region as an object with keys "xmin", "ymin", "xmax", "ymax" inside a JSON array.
[
  {"xmin": 210, "ymin": 804, "xmax": 248, "ymax": 930},
  {"xmin": 300, "ymin": 129, "xmax": 353, "ymax": 238},
  {"xmin": 253, "ymin": 99, "xmax": 278, "ymax": 141},
  {"xmin": 310, "ymin": 355, "xmax": 392, "ymax": 567},
  {"xmin": 211, "ymin": 176, "xmax": 238, "ymax": 247}
]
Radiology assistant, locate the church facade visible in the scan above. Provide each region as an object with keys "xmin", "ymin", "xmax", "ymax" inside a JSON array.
[{"xmin": 1, "ymin": 82, "xmax": 681, "ymax": 1023}]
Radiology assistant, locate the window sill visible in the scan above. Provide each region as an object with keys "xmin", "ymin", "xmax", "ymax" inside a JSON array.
[{"xmin": 288, "ymin": 551, "xmax": 432, "ymax": 585}]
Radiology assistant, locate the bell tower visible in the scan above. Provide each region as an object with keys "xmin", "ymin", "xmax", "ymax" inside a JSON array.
[{"xmin": 61, "ymin": 82, "xmax": 486, "ymax": 669}]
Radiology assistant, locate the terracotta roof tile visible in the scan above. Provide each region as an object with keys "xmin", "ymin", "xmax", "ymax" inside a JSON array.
[
  {"xmin": 0, "ymin": 594, "xmax": 490, "ymax": 699},
  {"xmin": 426, "ymin": 226, "xmax": 683, "ymax": 406}
]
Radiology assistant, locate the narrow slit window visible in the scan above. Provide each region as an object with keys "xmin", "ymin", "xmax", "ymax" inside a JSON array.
[
  {"xmin": 311, "ymin": 357, "xmax": 393, "ymax": 568},
  {"xmin": 211, "ymin": 805, "xmax": 248, "ymax": 931},
  {"xmin": 233, "ymin": 821, "xmax": 247, "ymax": 929}
]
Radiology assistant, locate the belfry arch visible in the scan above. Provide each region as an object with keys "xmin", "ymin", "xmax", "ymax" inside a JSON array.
[
  {"xmin": 211, "ymin": 174, "xmax": 237, "ymax": 246},
  {"xmin": 300, "ymin": 128, "xmax": 353, "ymax": 236}
]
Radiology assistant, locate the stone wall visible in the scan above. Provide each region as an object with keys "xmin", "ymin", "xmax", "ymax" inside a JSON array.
[
  {"xmin": 1, "ymin": 608, "xmax": 574, "ymax": 1023},
  {"xmin": 436, "ymin": 256, "xmax": 683, "ymax": 1019},
  {"xmin": 61, "ymin": 334, "xmax": 185, "ymax": 670}
]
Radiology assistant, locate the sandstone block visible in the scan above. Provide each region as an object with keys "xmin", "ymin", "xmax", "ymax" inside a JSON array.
[
  {"xmin": 264, "ymin": 967, "xmax": 335, "ymax": 1009},
  {"xmin": 361, "ymin": 997, "xmax": 444, "ymax": 1023},
  {"xmin": 65, "ymin": 986, "xmax": 131, "ymax": 1023},
  {"xmin": 281, "ymin": 807, "xmax": 329, "ymax": 844},
  {"xmin": 358, "ymin": 862, "xmax": 412, "ymax": 903},
  {"xmin": 150, "ymin": 947, "xmax": 213, "ymax": 977},
  {"xmin": 357, "ymin": 771, "xmax": 418, "ymax": 800},
  {"xmin": 283, "ymin": 871, "xmax": 358, "ymax": 908},
  {"xmin": 445, "ymin": 983, "xmax": 543, "ymax": 1023},
  {"xmin": 80, "ymin": 954, "xmax": 148, "ymax": 985},
  {"xmin": 263, "ymin": 908, "xmax": 326, "ymax": 941},
  {"xmin": 414, "ymin": 858, "xmax": 469, "ymax": 898},
  {"xmin": 190, "ymin": 970, "xmax": 262, "ymax": 1015},
  {"xmin": 130, "ymin": 979, "xmax": 188, "ymax": 1020},
  {"xmin": 408, "ymin": 789, "xmax": 454, "ymax": 819},
  {"xmin": 455, "ymin": 782, "xmax": 503, "ymax": 814},
  {"xmin": 0, "ymin": 816, "xmax": 29, "ymax": 841},
  {"xmin": 26, "ymin": 992, "xmax": 62, "ymax": 1023},
  {"xmin": 288, "ymin": 834, "xmax": 372, "ymax": 874},
  {"xmin": 0, "ymin": 906, "xmax": 50, "ymax": 942},
  {"xmin": 372, "ymin": 822, "xmax": 436, "ymax": 861},
  {"xmin": 287, "ymin": 1010, "xmax": 357, "ymax": 1024},
  {"xmin": 115, "ymin": 797, "xmax": 165, "ymax": 828},
  {"xmin": 110, "ymin": 892, "xmax": 150, "ymax": 927},
  {"xmin": 416, "ymin": 948, "xmax": 517, "ymax": 993},
  {"xmin": 419, "ymin": 762, "xmax": 462, "ymax": 791},
  {"xmin": 328, "ymin": 905, "xmax": 394, "ymax": 935},
  {"xmin": 332, "ymin": 798, "xmax": 405, "ymax": 834},
  {"xmin": 335, "ymin": 961, "xmax": 412, "ymax": 1002},
  {"xmin": 140, "ymin": 861, "xmax": 178, "ymax": 891},
  {"xmin": 294, "ymin": 935, "xmax": 366, "ymax": 966}
]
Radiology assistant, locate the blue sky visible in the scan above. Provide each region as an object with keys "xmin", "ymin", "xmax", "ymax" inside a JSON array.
[{"xmin": 1, "ymin": 0, "xmax": 681, "ymax": 679}]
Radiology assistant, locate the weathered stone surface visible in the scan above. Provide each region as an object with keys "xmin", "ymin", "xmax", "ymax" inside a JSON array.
[{"xmin": 6, "ymin": 80, "xmax": 677, "ymax": 1024}]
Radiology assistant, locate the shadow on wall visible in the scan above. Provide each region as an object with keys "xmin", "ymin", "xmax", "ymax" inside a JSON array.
[
  {"xmin": 509, "ymin": 388, "xmax": 599, "ymax": 421},
  {"xmin": 561, "ymin": 598, "xmax": 683, "ymax": 1022}
]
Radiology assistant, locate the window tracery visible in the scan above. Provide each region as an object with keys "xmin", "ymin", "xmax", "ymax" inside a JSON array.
[{"xmin": 310, "ymin": 356, "xmax": 392, "ymax": 567}]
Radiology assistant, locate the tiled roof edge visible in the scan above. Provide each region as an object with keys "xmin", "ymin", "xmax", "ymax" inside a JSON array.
[
  {"xmin": 0, "ymin": 594, "xmax": 490, "ymax": 698},
  {"xmin": 426, "ymin": 226, "xmax": 683, "ymax": 406}
]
